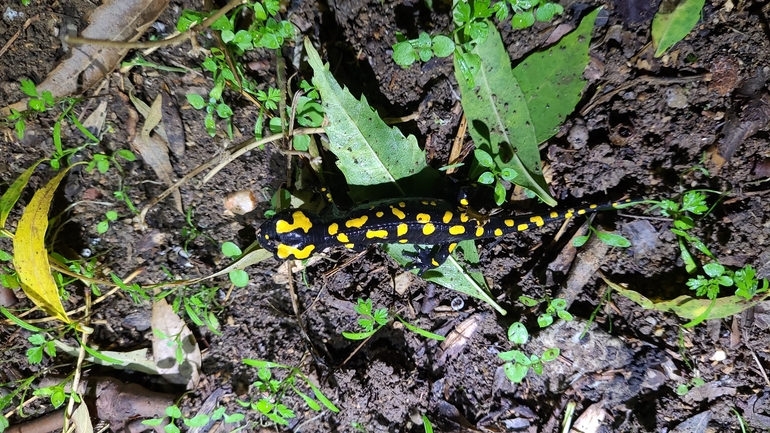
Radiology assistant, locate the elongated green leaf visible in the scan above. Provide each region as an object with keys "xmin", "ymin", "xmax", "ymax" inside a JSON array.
[
  {"xmin": 382, "ymin": 243, "xmax": 507, "ymax": 315},
  {"xmin": 652, "ymin": 0, "xmax": 705, "ymax": 57},
  {"xmin": 0, "ymin": 159, "xmax": 45, "ymax": 230},
  {"xmin": 456, "ymin": 23, "xmax": 555, "ymax": 206},
  {"xmin": 513, "ymin": 8, "xmax": 599, "ymax": 143},
  {"xmin": 304, "ymin": 38, "xmax": 439, "ymax": 201}
]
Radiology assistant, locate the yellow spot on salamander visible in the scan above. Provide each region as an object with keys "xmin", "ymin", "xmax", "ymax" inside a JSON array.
[
  {"xmin": 431, "ymin": 258, "xmax": 439, "ymax": 266},
  {"xmin": 276, "ymin": 244, "xmax": 315, "ymax": 259},
  {"xmin": 590, "ymin": 204, "xmax": 598, "ymax": 209},
  {"xmin": 504, "ymin": 219, "xmax": 514, "ymax": 227},
  {"xmin": 448, "ymin": 243, "xmax": 457, "ymax": 253},
  {"xmin": 391, "ymin": 206, "xmax": 406, "ymax": 220},
  {"xmin": 416, "ymin": 213, "xmax": 431, "ymax": 223},
  {"xmin": 577, "ymin": 209, "xmax": 586, "ymax": 215},
  {"xmin": 328, "ymin": 223, "xmax": 339, "ymax": 236},
  {"xmin": 423, "ymin": 223, "xmax": 436, "ymax": 235},
  {"xmin": 376, "ymin": 211, "xmax": 384, "ymax": 218},
  {"xmin": 399, "ymin": 239, "xmax": 408, "ymax": 243},
  {"xmin": 442, "ymin": 211, "xmax": 453, "ymax": 224},
  {"xmin": 398, "ymin": 201, "xmax": 406, "ymax": 208},
  {"xmin": 345, "ymin": 215, "xmax": 369, "ymax": 228},
  {"xmin": 530, "ymin": 216, "xmax": 545, "ymax": 227},
  {"xmin": 275, "ymin": 211, "xmax": 313, "ymax": 234},
  {"xmin": 337, "ymin": 233, "xmax": 350, "ymax": 243},
  {"xmin": 449, "ymin": 225, "xmax": 466, "ymax": 235},
  {"xmin": 366, "ymin": 229, "xmax": 388, "ymax": 239},
  {"xmin": 460, "ymin": 198, "xmax": 469, "ymax": 206},
  {"xmin": 430, "ymin": 201, "xmax": 437, "ymax": 206},
  {"xmin": 345, "ymin": 243, "xmax": 354, "ymax": 248},
  {"xmin": 475, "ymin": 227, "xmax": 484, "ymax": 237},
  {"xmin": 460, "ymin": 213, "xmax": 469, "ymax": 222},
  {"xmin": 494, "ymin": 228, "xmax": 503, "ymax": 236},
  {"xmin": 397, "ymin": 223, "xmax": 408, "ymax": 236},
  {"xmin": 518, "ymin": 223, "xmax": 528, "ymax": 231},
  {"xmin": 564, "ymin": 210, "xmax": 574, "ymax": 219},
  {"xmin": 550, "ymin": 212, "xmax": 559, "ymax": 218},
  {"xmin": 421, "ymin": 200, "xmax": 429, "ymax": 205}
]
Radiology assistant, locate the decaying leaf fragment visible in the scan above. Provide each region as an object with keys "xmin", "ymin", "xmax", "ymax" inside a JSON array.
[
  {"xmin": 151, "ymin": 298, "xmax": 201, "ymax": 389},
  {"xmin": 132, "ymin": 94, "xmax": 183, "ymax": 214}
]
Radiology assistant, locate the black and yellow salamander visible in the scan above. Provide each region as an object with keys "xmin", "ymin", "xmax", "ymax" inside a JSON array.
[{"xmin": 256, "ymin": 197, "xmax": 636, "ymax": 270}]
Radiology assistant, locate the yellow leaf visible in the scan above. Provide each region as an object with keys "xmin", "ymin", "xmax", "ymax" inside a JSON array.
[{"xmin": 13, "ymin": 168, "xmax": 73, "ymax": 324}]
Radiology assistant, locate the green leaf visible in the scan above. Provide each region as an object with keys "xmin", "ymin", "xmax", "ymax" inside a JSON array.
[
  {"xmin": 216, "ymin": 103, "xmax": 233, "ymax": 118},
  {"xmin": 342, "ymin": 330, "xmax": 377, "ymax": 340},
  {"xmin": 511, "ymin": 11, "xmax": 535, "ymax": 28},
  {"xmin": 221, "ymin": 241, "xmax": 242, "ymax": 257},
  {"xmin": 117, "ymin": 149, "xmax": 136, "ymax": 161},
  {"xmin": 503, "ymin": 361, "xmax": 529, "ymax": 383},
  {"xmin": 507, "ymin": 322, "xmax": 528, "ymax": 345},
  {"xmin": 703, "ymin": 262, "xmax": 725, "ymax": 278},
  {"xmin": 396, "ymin": 315, "xmax": 445, "ymax": 340},
  {"xmin": 595, "ymin": 231, "xmax": 631, "ymax": 248},
  {"xmin": 184, "ymin": 414, "xmax": 210, "ymax": 427},
  {"xmin": 186, "ymin": 93, "xmax": 206, "ymax": 109},
  {"xmin": 50, "ymin": 389, "xmax": 65, "ymax": 408},
  {"xmin": 572, "ymin": 235, "xmax": 589, "ymax": 247},
  {"xmin": 96, "ymin": 220, "xmax": 110, "ymax": 234},
  {"xmin": 20, "ymin": 79, "xmax": 38, "ymax": 97},
  {"xmin": 474, "ymin": 148, "xmax": 494, "ymax": 168},
  {"xmin": 142, "ymin": 418, "xmax": 165, "ymax": 427},
  {"xmin": 229, "ymin": 269, "xmax": 249, "ymax": 287},
  {"xmin": 431, "ymin": 35, "xmax": 455, "ymax": 57},
  {"xmin": 477, "ymin": 172, "xmax": 495, "ymax": 184},
  {"xmin": 456, "ymin": 22, "xmax": 555, "ymax": 206},
  {"xmin": 393, "ymin": 41, "xmax": 418, "ymax": 67},
  {"xmin": 166, "ymin": 405, "xmax": 182, "ymax": 419},
  {"xmin": 382, "ymin": 243, "xmax": 507, "ymax": 315},
  {"xmin": 512, "ymin": 8, "xmax": 599, "ymax": 144},
  {"xmin": 538, "ymin": 314, "xmax": 554, "ymax": 328},
  {"xmin": 518, "ymin": 295, "xmax": 538, "ymax": 307},
  {"xmin": 652, "ymin": 0, "xmax": 705, "ymax": 57},
  {"xmin": 304, "ymin": 38, "xmax": 439, "ymax": 201}
]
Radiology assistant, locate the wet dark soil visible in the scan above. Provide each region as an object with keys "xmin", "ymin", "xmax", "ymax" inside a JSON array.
[{"xmin": 2, "ymin": 0, "xmax": 770, "ymax": 432}]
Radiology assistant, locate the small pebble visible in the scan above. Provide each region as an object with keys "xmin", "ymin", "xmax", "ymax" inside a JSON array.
[
  {"xmin": 224, "ymin": 190, "xmax": 257, "ymax": 215},
  {"xmin": 710, "ymin": 350, "xmax": 727, "ymax": 362},
  {"xmin": 665, "ymin": 85, "xmax": 688, "ymax": 108},
  {"xmin": 567, "ymin": 119, "xmax": 589, "ymax": 150}
]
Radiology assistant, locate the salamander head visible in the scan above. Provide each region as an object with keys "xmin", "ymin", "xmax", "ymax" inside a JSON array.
[{"xmin": 257, "ymin": 209, "xmax": 321, "ymax": 260}]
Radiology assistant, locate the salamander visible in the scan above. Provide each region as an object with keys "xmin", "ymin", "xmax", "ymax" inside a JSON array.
[{"xmin": 256, "ymin": 197, "xmax": 636, "ymax": 270}]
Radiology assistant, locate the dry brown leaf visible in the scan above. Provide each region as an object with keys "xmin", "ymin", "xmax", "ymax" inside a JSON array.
[
  {"xmin": 133, "ymin": 94, "xmax": 183, "ymax": 213},
  {"xmin": 151, "ymin": 298, "xmax": 201, "ymax": 389},
  {"xmin": 71, "ymin": 402, "xmax": 94, "ymax": 433},
  {"xmin": 2, "ymin": 0, "xmax": 169, "ymax": 115}
]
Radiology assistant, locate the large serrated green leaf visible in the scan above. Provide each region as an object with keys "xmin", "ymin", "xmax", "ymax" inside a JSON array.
[
  {"xmin": 303, "ymin": 38, "xmax": 505, "ymax": 314},
  {"xmin": 304, "ymin": 38, "xmax": 439, "ymax": 202},
  {"xmin": 456, "ymin": 22, "xmax": 555, "ymax": 206},
  {"xmin": 382, "ymin": 243, "xmax": 506, "ymax": 315},
  {"xmin": 513, "ymin": 8, "xmax": 599, "ymax": 143},
  {"xmin": 652, "ymin": 0, "xmax": 705, "ymax": 57}
]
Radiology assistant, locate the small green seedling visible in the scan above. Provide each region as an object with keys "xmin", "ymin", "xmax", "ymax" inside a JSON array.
[
  {"xmin": 33, "ymin": 381, "xmax": 78, "ymax": 409},
  {"xmin": 392, "ymin": 32, "xmax": 455, "ymax": 67},
  {"xmin": 239, "ymin": 359, "xmax": 339, "ymax": 426},
  {"xmin": 222, "ymin": 242, "xmax": 250, "ymax": 288},
  {"xmin": 675, "ymin": 377, "xmax": 705, "ymax": 396},
  {"xmin": 342, "ymin": 298, "xmax": 445, "ymax": 341},
  {"xmin": 26, "ymin": 333, "xmax": 56, "ymax": 365},
  {"xmin": 519, "ymin": 295, "xmax": 573, "ymax": 328},
  {"xmin": 96, "ymin": 210, "xmax": 119, "ymax": 234},
  {"xmin": 474, "ymin": 149, "xmax": 517, "ymax": 205},
  {"xmin": 143, "ymin": 404, "xmax": 245, "ymax": 433},
  {"xmin": 113, "ymin": 186, "xmax": 139, "ymax": 214},
  {"xmin": 498, "ymin": 322, "xmax": 560, "ymax": 383},
  {"xmin": 180, "ymin": 207, "xmax": 216, "ymax": 253},
  {"xmin": 85, "ymin": 149, "xmax": 136, "ymax": 174}
]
